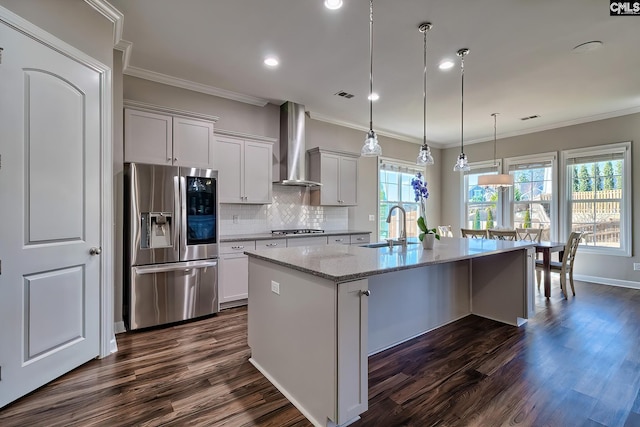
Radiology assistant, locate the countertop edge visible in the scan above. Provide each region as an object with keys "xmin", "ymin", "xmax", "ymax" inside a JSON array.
[{"xmin": 221, "ymin": 230, "xmax": 371, "ymax": 243}]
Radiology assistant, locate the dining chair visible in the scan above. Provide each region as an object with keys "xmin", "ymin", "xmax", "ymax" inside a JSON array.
[
  {"xmin": 515, "ymin": 227, "xmax": 543, "ymax": 243},
  {"xmin": 488, "ymin": 229, "xmax": 517, "ymax": 241},
  {"xmin": 437, "ymin": 225, "xmax": 453, "ymax": 237},
  {"xmin": 535, "ymin": 231, "xmax": 582, "ymax": 298},
  {"xmin": 460, "ymin": 228, "xmax": 488, "ymax": 239}
]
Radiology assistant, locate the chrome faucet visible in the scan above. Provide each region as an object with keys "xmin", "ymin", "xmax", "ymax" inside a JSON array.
[{"xmin": 386, "ymin": 205, "xmax": 407, "ymax": 247}]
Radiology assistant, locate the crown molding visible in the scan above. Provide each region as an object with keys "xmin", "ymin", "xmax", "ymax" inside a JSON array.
[
  {"xmin": 215, "ymin": 128, "xmax": 277, "ymax": 144},
  {"xmin": 124, "ymin": 66, "xmax": 270, "ymax": 107},
  {"xmin": 83, "ymin": 0, "xmax": 123, "ymax": 46},
  {"xmin": 307, "ymin": 111, "xmax": 447, "ymax": 149},
  {"xmin": 123, "ymin": 99, "xmax": 220, "ymax": 122}
]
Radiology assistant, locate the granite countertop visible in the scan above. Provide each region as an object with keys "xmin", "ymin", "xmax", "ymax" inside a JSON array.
[
  {"xmin": 244, "ymin": 237, "xmax": 535, "ymax": 282},
  {"xmin": 220, "ymin": 230, "xmax": 371, "ymax": 243}
]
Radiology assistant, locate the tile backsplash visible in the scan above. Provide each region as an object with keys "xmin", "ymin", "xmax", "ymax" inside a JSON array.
[{"xmin": 219, "ymin": 186, "xmax": 348, "ymax": 235}]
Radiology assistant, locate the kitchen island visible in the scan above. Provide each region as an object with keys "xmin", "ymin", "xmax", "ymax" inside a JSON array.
[{"xmin": 245, "ymin": 238, "xmax": 535, "ymax": 427}]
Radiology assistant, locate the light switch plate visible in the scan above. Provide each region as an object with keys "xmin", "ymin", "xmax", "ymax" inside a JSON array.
[
  {"xmin": 271, "ymin": 280, "xmax": 280, "ymax": 294},
  {"xmin": 369, "ymin": 214, "xmax": 375, "ymax": 221},
  {"xmin": 634, "ymin": 263, "xmax": 640, "ymax": 271}
]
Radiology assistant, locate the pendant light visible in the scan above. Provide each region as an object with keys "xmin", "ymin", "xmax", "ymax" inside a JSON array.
[
  {"xmin": 361, "ymin": 0, "xmax": 382, "ymax": 157},
  {"xmin": 416, "ymin": 23, "xmax": 434, "ymax": 166},
  {"xmin": 453, "ymin": 48, "xmax": 470, "ymax": 172},
  {"xmin": 478, "ymin": 113, "xmax": 514, "ymax": 188}
]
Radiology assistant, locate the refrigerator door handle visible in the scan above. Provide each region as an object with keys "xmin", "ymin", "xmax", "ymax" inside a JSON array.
[{"xmin": 133, "ymin": 260, "xmax": 218, "ymax": 275}]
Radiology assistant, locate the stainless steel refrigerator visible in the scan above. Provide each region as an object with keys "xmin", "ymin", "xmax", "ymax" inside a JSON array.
[{"xmin": 124, "ymin": 163, "xmax": 219, "ymax": 330}]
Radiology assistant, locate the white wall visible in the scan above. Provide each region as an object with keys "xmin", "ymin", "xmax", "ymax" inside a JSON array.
[{"xmin": 441, "ymin": 112, "xmax": 640, "ymax": 285}]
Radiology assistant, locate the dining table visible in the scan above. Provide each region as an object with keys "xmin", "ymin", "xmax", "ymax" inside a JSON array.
[{"xmin": 535, "ymin": 241, "xmax": 566, "ymax": 298}]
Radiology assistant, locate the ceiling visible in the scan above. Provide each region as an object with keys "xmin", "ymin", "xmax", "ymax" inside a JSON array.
[{"xmin": 109, "ymin": 0, "xmax": 640, "ymax": 148}]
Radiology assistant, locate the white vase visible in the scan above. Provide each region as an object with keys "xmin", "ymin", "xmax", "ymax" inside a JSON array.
[{"xmin": 422, "ymin": 233, "xmax": 435, "ymax": 249}]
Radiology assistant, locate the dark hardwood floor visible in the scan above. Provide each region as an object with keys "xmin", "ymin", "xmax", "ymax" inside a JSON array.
[{"xmin": 2, "ymin": 279, "xmax": 640, "ymax": 427}]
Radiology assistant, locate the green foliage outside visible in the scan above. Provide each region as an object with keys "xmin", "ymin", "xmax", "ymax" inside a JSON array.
[
  {"xmin": 523, "ymin": 209, "xmax": 531, "ymax": 228},
  {"xmin": 579, "ymin": 165, "xmax": 591, "ymax": 192},
  {"xmin": 572, "ymin": 166, "xmax": 580, "ymax": 191},
  {"xmin": 485, "ymin": 208, "xmax": 494, "ymax": 229},
  {"xmin": 592, "ymin": 163, "xmax": 602, "ymax": 191},
  {"xmin": 603, "ymin": 161, "xmax": 615, "ymax": 190},
  {"xmin": 615, "ymin": 161, "xmax": 622, "ymax": 189},
  {"xmin": 473, "ymin": 210, "xmax": 481, "ymax": 229}
]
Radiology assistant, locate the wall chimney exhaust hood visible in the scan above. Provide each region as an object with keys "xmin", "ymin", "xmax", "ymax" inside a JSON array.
[{"xmin": 276, "ymin": 102, "xmax": 322, "ymax": 187}]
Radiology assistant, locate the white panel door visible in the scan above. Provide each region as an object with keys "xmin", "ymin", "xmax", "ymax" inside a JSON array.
[
  {"xmin": 0, "ymin": 20, "xmax": 101, "ymax": 408},
  {"xmin": 243, "ymin": 141, "xmax": 272, "ymax": 204},
  {"xmin": 320, "ymin": 153, "xmax": 340, "ymax": 205},
  {"xmin": 124, "ymin": 108, "xmax": 172, "ymax": 165},
  {"xmin": 339, "ymin": 156, "xmax": 358, "ymax": 205},
  {"xmin": 214, "ymin": 136, "xmax": 244, "ymax": 203}
]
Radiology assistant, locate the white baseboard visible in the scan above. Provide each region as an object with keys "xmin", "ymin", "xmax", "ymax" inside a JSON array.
[
  {"xmin": 114, "ymin": 321, "xmax": 126, "ymax": 334},
  {"xmin": 574, "ymin": 274, "xmax": 640, "ymax": 290}
]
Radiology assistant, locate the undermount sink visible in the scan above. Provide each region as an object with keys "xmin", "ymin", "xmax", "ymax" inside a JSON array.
[{"xmin": 361, "ymin": 241, "xmax": 420, "ymax": 248}]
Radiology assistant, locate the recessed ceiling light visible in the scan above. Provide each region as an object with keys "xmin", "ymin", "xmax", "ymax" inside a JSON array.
[
  {"xmin": 264, "ymin": 56, "xmax": 279, "ymax": 67},
  {"xmin": 438, "ymin": 60, "xmax": 455, "ymax": 70},
  {"xmin": 368, "ymin": 93, "xmax": 379, "ymax": 101},
  {"xmin": 572, "ymin": 40, "xmax": 603, "ymax": 54},
  {"xmin": 324, "ymin": 0, "xmax": 343, "ymax": 10}
]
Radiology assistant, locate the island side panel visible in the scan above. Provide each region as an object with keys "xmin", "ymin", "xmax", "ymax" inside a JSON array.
[
  {"xmin": 367, "ymin": 261, "xmax": 471, "ymax": 355},
  {"xmin": 470, "ymin": 248, "xmax": 533, "ymax": 326},
  {"xmin": 248, "ymin": 257, "xmax": 338, "ymax": 426}
]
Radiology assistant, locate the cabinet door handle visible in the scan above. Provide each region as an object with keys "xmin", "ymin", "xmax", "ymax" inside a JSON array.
[
  {"xmin": 356, "ymin": 237, "xmax": 365, "ymax": 241},
  {"xmin": 266, "ymin": 243, "xmax": 279, "ymax": 247},
  {"xmin": 174, "ymin": 157, "xmax": 177, "ymax": 162},
  {"xmin": 334, "ymin": 238, "xmax": 344, "ymax": 242},
  {"xmin": 167, "ymin": 157, "xmax": 171, "ymax": 162},
  {"xmin": 231, "ymin": 246, "xmax": 244, "ymax": 250},
  {"xmin": 361, "ymin": 290, "xmax": 371, "ymax": 297}
]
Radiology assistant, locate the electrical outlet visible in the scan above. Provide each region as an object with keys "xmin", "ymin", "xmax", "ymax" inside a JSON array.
[
  {"xmin": 232, "ymin": 215, "xmax": 239, "ymax": 224},
  {"xmin": 634, "ymin": 263, "xmax": 640, "ymax": 271},
  {"xmin": 369, "ymin": 214, "xmax": 375, "ymax": 221},
  {"xmin": 271, "ymin": 280, "xmax": 280, "ymax": 295}
]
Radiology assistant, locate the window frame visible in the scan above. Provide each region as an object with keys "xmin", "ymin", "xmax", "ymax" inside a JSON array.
[
  {"xmin": 504, "ymin": 152, "xmax": 558, "ymax": 241},
  {"xmin": 560, "ymin": 142, "xmax": 631, "ymax": 257},
  {"xmin": 460, "ymin": 160, "xmax": 504, "ymax": 230},
  {"xmin": 377, "ymin": 157, "xmax": 426, "ymax": 242}
]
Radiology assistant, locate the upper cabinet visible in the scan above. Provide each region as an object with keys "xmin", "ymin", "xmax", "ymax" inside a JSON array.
[
  {"xmin": 308, "ymin": 148, "xmax": 359, "ymax": 206},
  {"xmin": 214, "ymin": 134, "xmax": 273, "ymax": 204},
  {"xmin": 124, "ymin": 102, "xmax": 217, "ymax": 168}
]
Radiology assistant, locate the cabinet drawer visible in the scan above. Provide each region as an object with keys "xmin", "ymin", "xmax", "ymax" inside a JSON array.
[
  {"xmin": 350, "ymin": 234, "xmax": 371, "ymax": 245},
  {"xmin": 328, "ymin": 235, "xmax": 351, "ymax": 245},
  {"xmin": 220, "ymin": 240, "xmax": 256, "ymax": 254},
  {"xmin": 256, "ymin": 239, "xmax": 287, "ymax": 250},
  {"xmin": 286, "ymin": 236, "xmax": 328, "ymax": 247}
]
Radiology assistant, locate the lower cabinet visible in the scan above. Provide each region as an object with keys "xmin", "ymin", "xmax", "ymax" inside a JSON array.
[{"xmin": 219, "ymin": 241, "xmax": 255, "ymax": 309}]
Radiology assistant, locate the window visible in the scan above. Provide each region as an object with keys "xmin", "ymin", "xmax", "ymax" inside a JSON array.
[
  {"xmin": 378, "ymin": 158, "xmax": 424, "ymax": 241},
  {"xmin": 505, "ymin": 153, "xmax": 557, "ymax": 241},
  {"xmin": 561, "ymin": 142, "xmax": 631, "ymax": 256},
  {"xmin": 462, "ymin": 161, "xmax": 502, "ymax": 230}
]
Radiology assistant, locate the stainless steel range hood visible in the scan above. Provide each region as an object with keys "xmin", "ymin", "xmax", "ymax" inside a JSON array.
[{"xmin": 276, "ymin": 102, "xmax": 322, "ymax": 187}]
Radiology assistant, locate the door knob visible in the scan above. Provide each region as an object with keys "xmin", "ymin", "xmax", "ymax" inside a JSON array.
[
  {"xmin": 361, "ymin": 289, "xmax": 371, "ymax": 296},
  {"xmin": 89, "ymin": 247, "xmax": 102, "ymax": 256}
]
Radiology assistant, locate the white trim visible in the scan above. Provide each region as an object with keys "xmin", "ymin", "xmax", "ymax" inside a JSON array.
[
  {"xmin": 123, "ymin": 99, "xmax": 220, "ymax": 122},
  {"xmin": 459, "ymin": 105, "xmax": 640, "ymax": 148},
  {"xmin": 249, "ymin": 358, "xmax": 329, "ymax": 427},
  {"xmin": 308, "ymin": 111, "xmax": 436, "ymax": 148},
  {"xmin": 214, "ymin": 128, "xmax": 277, "ymax": 144},
  {"xmin": 124, "ymin": 66, "xmax": 270, "ymax": 107},
  {"xmin": 504, "ymin": 152, "xmax": 558, "ymax": 240},
  {"xmin": 83, "ymin": 0, "xmax": 123, "ymax": 46},
  {"xmin": 114, "ymin": 39, "xmax": 132, "ymax": 70},
  {"xmin": 114, "ymin": 321, "xmax": 126, "ymax": 334},
  {"xmin": 574, "ymin": 275, "xmax": 640, "ymax": 290},
  {"xmin": 0, "ymin": 5, "xmax": 115, "ymax": 359},
  {"xmin": 560, "ymin": 142, "xmax": 631, "ymax": 257}
]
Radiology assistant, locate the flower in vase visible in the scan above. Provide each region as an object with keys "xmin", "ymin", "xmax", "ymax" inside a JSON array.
[{"xmin": 411, "ymin": 173, "xmax": 440, "ymax": 241}]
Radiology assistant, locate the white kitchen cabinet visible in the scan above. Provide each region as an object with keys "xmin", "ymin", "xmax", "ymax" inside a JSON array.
[
  {"xmin": 308, "ymin": 148, "xmax": 359, "ymax": 206},
  {"xmin": 286, "ymin": 235, "xmax": 328, "ymax": 247},
  {"xmin": 215, "ymin": 135, "xmax": 273, "ymax": 204},
  {"xmin": 124, "ymin": 106, "xmax": 215, "ymax": 168},
  {"xmin": 350, "ymin": 234, "xmax": 371, "ymax": 245},
  {"xmin": 219, "ymin": 240, "xmax": 256, "ymax": 308}
]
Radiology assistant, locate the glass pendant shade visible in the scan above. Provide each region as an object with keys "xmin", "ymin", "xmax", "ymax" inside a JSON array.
[
  {"xmin": 454, "ymin": 153, "xmax": 470, "ymax": 172},
  {"xmin": 416, "ymin": 143, "xmax": 434, "ymax": 165},
  {"xmin": 362, "ymin": 130, "xmax": 382, "ymax": 156},
  {"xmin": 360, "ymin": 0, "xmax": 381, "ymax": 157}
]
